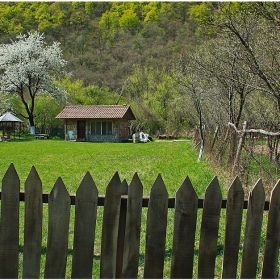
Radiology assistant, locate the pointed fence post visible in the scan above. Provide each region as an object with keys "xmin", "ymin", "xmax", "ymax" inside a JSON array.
[
  {"xmin": 222, "ymin": 176, "xmax": 244, "ymax": 278},
  {"xmin": 240, "ymin": 179, "xmax": 265, "ymax": 278},
  {"xmin": 0, "ymin": 164, "xmax": 20, "ymax": 279},
  {"xmin": 144, "ymin": 174, "xmax": 169, "ymax": 279},
  {"xmin": 23, "ymin": 166, "xmax": 43, "ymax": 279},
  {"xmin": 71, "ymin": 172, "xmax": 98, "ymax": 279},
  {"xmin": 262, "ymin": 180, "xmax": 280, "ymax": 278},
  {"xmin": 170, "ymin": 176, "xmax": 198, "ymax": 279},
  {"xmin": 197, "ymin": 176, "xmax": 222, "ymax": 279},
  {"xmin": 122, "ymin": 173, "xmax": 143, "ymax": 279},
  {"xmin": 44, "ymin": 177, "xmax": 71, "ymax": 279},
  {"xmin": 116, "ymin": 179, "xmax": 129, "ymax": 278},
  {"xmin": 100, "ymin": 172, "xmax": 122, "ymax": 279}
]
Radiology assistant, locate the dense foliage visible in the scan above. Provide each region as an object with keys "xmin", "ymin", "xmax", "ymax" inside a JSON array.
[{"xmin": 0, "ymin": 2, "xmax": 279, "ymax": 136}]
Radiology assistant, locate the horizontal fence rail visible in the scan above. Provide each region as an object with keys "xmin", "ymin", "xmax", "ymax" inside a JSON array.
[
  {"xmin": 0, "ymin": 163, "xmax": 280, "ymax": 279},
  {"xmin": 1, "ymin": 191, "xmax": 272, "ymax": 210}
]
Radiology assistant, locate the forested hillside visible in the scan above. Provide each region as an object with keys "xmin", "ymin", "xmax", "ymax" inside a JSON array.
[
  {"xmin": 0, "ymin": 2, "xmax": 196, "ymax": 88},
  {"xmin": 0, "ymin": 2, "xmax": 280, "ymax": 137}
]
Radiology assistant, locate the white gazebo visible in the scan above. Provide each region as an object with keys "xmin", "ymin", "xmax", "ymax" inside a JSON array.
[{"xmin": 0, "ymin": 111, "xmax": 23, "ymax": 140}]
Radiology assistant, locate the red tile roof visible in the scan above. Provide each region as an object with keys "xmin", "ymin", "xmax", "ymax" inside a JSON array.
[{"xmin": 55, "ymin": 105, "xmax": 136, "ymax": 120}]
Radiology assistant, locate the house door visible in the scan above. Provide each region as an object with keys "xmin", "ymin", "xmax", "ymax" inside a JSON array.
[{"xmin": 77, "ymin": 121, "xmax": 86, "ymax": 140}]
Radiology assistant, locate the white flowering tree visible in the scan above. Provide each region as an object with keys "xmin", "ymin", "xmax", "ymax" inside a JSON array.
[{"xmin": 0, "ymin": 31, "xmax": 68, "ymax": 134}]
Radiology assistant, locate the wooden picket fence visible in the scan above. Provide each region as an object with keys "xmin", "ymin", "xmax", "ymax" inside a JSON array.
[{"xmin": 0, "ymin": 163, "xmax": 279, "ymax": 278}]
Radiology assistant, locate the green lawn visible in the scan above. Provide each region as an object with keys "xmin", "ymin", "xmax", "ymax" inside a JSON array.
[
  {"xmin": 0, "ymin": 138, "xmax": 219, "ymax": 196},
  {"xmin": 0, "ymin": 138, "xmax": 227, "ymax": 278}
]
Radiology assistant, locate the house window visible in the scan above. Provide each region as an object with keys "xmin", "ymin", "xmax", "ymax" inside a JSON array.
[{"xmin": 91, "ymin": 121, "xmax": 112, "ymax": 135}]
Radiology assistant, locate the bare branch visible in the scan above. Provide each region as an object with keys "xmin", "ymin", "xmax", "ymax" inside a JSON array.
[{"xmin": 228, "ymin": 122, "xmax": 280, "ymax": 136}]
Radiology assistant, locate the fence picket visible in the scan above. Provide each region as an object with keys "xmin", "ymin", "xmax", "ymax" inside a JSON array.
[
  {"xmin": 262, "ymin": 180, "xmax": 280, "ymax": 278},
  {"xmin": 144, "ymin": 174, "xmax": 169, "ymax": 278},
  {"xmin": 0, "ymin": 164, "xmax": 280, "ymax": 278},
  {"xmin": 22, "ymin": 166, "xmax": 42, "ymax": 279},
  {"xmin": 71, "ymin": 171, "xmax": 98, "ymax": 279},
  {"xmin": 240, "ymin": 179, "xmax": 265, "ymax": 278},
  {"xmin": 0, "ymin": 164, "xmax": 20, "ymax": 278},
  {"xmin": 222, "ymin": 176, "xmax": 244, "ymax": 278},
  {"xmin": 44, "ymin": 177, "xmax": 71, "ymax": 279},
  {"xmin": 116, "ymin": 179, "xmax": 129, "ymax": 278},
  {"xmin": 197, "ymin": 176, "xmax": 222, "ymax": 278},
  {"xmin": 122, "ymin": 173, "xmax": 143, "ymax": 279},
  {"xmin": 100, "ymin": 172, "xmax": 122, "ymax": 279},
  {"xmin": 170, "ymin": 176, "xmax": 198, "ymax": 279}
]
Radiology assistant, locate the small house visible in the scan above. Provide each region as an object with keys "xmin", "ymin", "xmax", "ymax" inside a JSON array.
[{"xmin": 55, "ymin": 105, "xmax": 136, "ymax": 142}]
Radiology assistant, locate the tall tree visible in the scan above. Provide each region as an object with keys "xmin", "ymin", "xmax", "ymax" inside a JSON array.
[
  {"xmin": 190, "ymin": 2, "xmax": 280, "ymax": 114},
  {"xmin": 0, "ymin": 31, "xmax": 68, "ymax": 133}
]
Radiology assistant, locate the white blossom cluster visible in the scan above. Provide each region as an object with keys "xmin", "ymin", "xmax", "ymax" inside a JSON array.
[{"xmin": 0, "ymin": 31, "xmax": 68, "ymax": 100}]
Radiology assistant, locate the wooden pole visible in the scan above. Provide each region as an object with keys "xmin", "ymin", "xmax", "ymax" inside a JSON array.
[
  {"xmin": 210, "ymin": 126, "xmax": 219, "ymax": 153},
  {"xmin": 232, "ymin": 121, "xmax": 247, "ymax": 174}
]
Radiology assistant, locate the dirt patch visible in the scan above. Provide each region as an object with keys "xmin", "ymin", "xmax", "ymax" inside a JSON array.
[
  {"xmin": 253, "ymin": 145, "xmax": 270, "ymax": 155},
  {"xmin": 253, "ymin": 144, "xmax": 279, "ymax": 155}
]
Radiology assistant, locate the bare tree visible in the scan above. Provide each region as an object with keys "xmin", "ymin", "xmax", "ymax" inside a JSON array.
[{"xmin": 214, "ymin": 3, "xmax": 280, "ymax": 115}]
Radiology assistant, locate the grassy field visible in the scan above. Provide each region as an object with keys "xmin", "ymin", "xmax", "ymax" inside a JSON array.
[
  {"xmin": 0, "ymin": 138, "xmax": 219, "ymax": 196},
  {"xmin": 0, "ymin": 138, "xmax": 241, "ymax": 278}
]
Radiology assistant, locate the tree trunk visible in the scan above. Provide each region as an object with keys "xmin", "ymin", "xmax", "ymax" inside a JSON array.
[
  {"xmin": 20, "ymin": 92, "xmax": 36, "ymax": 134},
  {"xmin": 198, "ymin": 139, "xmax": 204, "ymax": 162},
  {"xmin": 29, "ymin": 114, "xmax": 35, "ymax": 134}
]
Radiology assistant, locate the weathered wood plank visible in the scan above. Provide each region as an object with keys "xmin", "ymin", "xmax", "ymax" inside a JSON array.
[
  {"xmin": 116, "ymin": 179, "xmax": 129, "ymax": 278},
  {"xmin": 44, "ymin": 177, "xmax": 71, "ymax": 279},
  {"xmin": 144, "ymin": 174, "xmax": 169, "ymax": 278},
  {"xmin": 0, "ymin": 164, "xmax": 20, "ymax": 279},
  {"xmin": 100, "ymin": 172, "xmax": 122, "ymax": 279},
  {"xmin": 71, "ymin": 172, "xmax": 98, "ymax": 279},
  {"xmin": 122, "ymin": 173, "xmax": 143, "ymax": 279},
  {"xmin": 222, "ymin": 176, "xmax": 244, "ymax": 278},
  {"xmin": 170, "ymin": 176, "xmax": 198, "ymax": 279},
  {"xmin": 262, "ymin": 180, "xmax": 280, "ymax": 278},
  {"xmin": 197, "ymin": 176, "xmax": 222, "ymax": 279},
  {"xmin": 22, "ymin": 166, "xmax": 43, "ymax": 279},
  {"xmin": 240, "ymin": 179, "xmax": 265, "ymax": 278}
]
